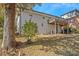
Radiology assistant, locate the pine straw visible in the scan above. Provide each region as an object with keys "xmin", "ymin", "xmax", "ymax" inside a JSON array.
[
  {"xmin": 0, "ymin": 48, "xmax": 26, "ymax": 56},
  {"xmin": 0, "ymin": 34, "xmax": 79, "ymax": 56}
]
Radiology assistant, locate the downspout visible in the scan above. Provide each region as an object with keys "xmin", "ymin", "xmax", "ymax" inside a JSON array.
[{"xmin": 19, "ymin": 8, "xmax": 22, "ymax": 36}]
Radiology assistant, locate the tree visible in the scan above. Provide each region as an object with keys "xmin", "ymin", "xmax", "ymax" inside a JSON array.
[
  {"xmin": 0, "ymin": 4, "xmax": 4, "ymax": 39},
  {"xmin": 23, "ymin": 20, "xmax": 37, "ymax": 43},
  {"xmin": 1, "ymin": 3, "xmax": 40, "ymax": 50},
  {"xmin": 0, "ymin": 16, "xmax": 4, "ymax": 27},
  {"xmin": 1, "ymin": 4, "xmax": 16, "ymax": 50},
  {"xmin": 0, "ymin": 4, "xmax": 4, "ymax": 27}
]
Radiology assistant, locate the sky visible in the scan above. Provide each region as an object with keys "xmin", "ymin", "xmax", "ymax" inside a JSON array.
[{"xmin": 33, "ymin": 3, "xmax": 79, "ymax": 16}]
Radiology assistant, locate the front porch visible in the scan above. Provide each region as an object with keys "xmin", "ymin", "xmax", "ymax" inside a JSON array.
[{"xmin": 49, "ymin": 19, "xmax": 69, "ymax": 34}]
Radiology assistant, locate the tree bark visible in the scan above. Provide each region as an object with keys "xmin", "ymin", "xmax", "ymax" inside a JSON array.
[{"xmin": 1, "ymin": 4, "xmax": 16, "ymax": 50}]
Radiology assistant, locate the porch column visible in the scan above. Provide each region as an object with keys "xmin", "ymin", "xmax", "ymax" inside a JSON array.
[
  {"xmin": 16, "ymin": 14, "xmax": 20, "ymax": 34},
  {"xmin": 63, "ymin": 26, "xmax": 64, "ymax": 34},
  {"xmin": 51, "ymin": 29, "xmax": 52, "ymax": 35},
  {"xmin": 16, "ymin": 8, "xmax": 22, "ymax": 35},
  {"xmin": 61, "ymin": 26, "xmax": 64, "ymax": 34},
  {"xmin": 51, "ymin": 24, "xmax": 53, "ymax": 35},
  {"xmin": 67, "ymin": 24, "xmax": 69, "ymax": 34},
  {"xmin": 57, "ymin": 23, "xmax": 60, "ymax": 34},
  {"xmin": 55, "ymin": 21, "xmax": 57, "ymax": 34},
  {"xmin": 67, "ymin": 20, "xmax": 69, "ymax": 34}
]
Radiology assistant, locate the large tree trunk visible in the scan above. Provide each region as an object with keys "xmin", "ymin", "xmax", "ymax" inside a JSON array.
[{"xmin": 1, "ymin": 4, "xmax": 16, "ymax": 50}]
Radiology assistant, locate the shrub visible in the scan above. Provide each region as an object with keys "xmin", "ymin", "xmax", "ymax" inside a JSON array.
[
  {"xmin": 23, "ymin": 20, "xmax": 37, "ymax": 41},
  {"xmin": 70, "ymin": 27, "xmax": 79, "ymax": 33},
  {"xmin": 0, "ymin": 15, "xmax": 4, "ymax": 39}
]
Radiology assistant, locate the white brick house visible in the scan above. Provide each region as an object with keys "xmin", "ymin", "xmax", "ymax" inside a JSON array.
[{"xmin": 15, "ymin": 9, "xmax": 66, "ymax": 35}]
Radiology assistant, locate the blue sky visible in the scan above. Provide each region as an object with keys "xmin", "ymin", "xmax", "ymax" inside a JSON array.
[{"xmin": 33, "ymin": 3, "xmax": 79, "ymax": 16}]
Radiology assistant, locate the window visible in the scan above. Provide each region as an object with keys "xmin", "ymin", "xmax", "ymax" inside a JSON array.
[
  {"xmin": 76, "ymin": 11, "xmax": 79, "ymax": 15},
  {"xmin": 29, "ymin": 14, "xmax": 32, "ymax": 17},
  {"xmin": 47, "ymin": 20, "xmax": 49, "ymax": 23},
  {"xmin": 41, "ymin": 23, "xmax": 43, "ymax": 27},
  {"xmin": 43, "ymin": 17, "xmax": 45, "ymax": 19},
  {"xmin": 29, "ymin": 14, "xmax": 32, "ymax": 20}
]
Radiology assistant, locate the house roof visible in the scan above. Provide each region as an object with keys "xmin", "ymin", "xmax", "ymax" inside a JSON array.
[
  {"xmin": 23, "ymin": 9, "xmax": 65, "ymax": 21},
  {"xmin": 61, "ymin": 9, "xmax": 79, "ymax": 16},
  {"xmin": 17, "ymin": 4, "xmax": 65, "ymax": 20}
]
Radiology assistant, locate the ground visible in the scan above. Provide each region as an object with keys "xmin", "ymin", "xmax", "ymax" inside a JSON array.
[{"xmin": 0, "ymin": 34, "xmax": 79, "ymax": 56}]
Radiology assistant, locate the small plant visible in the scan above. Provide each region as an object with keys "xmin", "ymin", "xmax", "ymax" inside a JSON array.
[
  {"xmin": 23, "ymin": 20, "xmax": 37, "ymax": 43},
  {"xmin": 70, "ymin": 27, "xmax": 79, "ymax": 33},
  {"xmin": 0, "ymin": 16, "xmax": 4, "ymax": 39},
  {"xmin": 0, "ymin": 16, "xmax": 4, "ymax": 27}
]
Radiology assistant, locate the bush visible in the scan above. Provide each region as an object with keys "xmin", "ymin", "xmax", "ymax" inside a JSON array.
[
  {"xmin": 0, "ymin": 16, "xmax": 4, "ymax": 27},
  {"xmin": 62, "ymin": 25, "xmax": 79, "ymax": 34},
  {"xmin": 70, "ymin": 27, "xmax": 79, "ymax": 33},
  {"xmin": 0, "ymin": 16, "xmax": 4, "ymax": 39},
  {"xmin": 23, "ymin": 20, "xmax": 37, "ymax": 41},
  {"xmin": 64, "ymin": 25, "xmax": 79, "ymax": 34}
]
